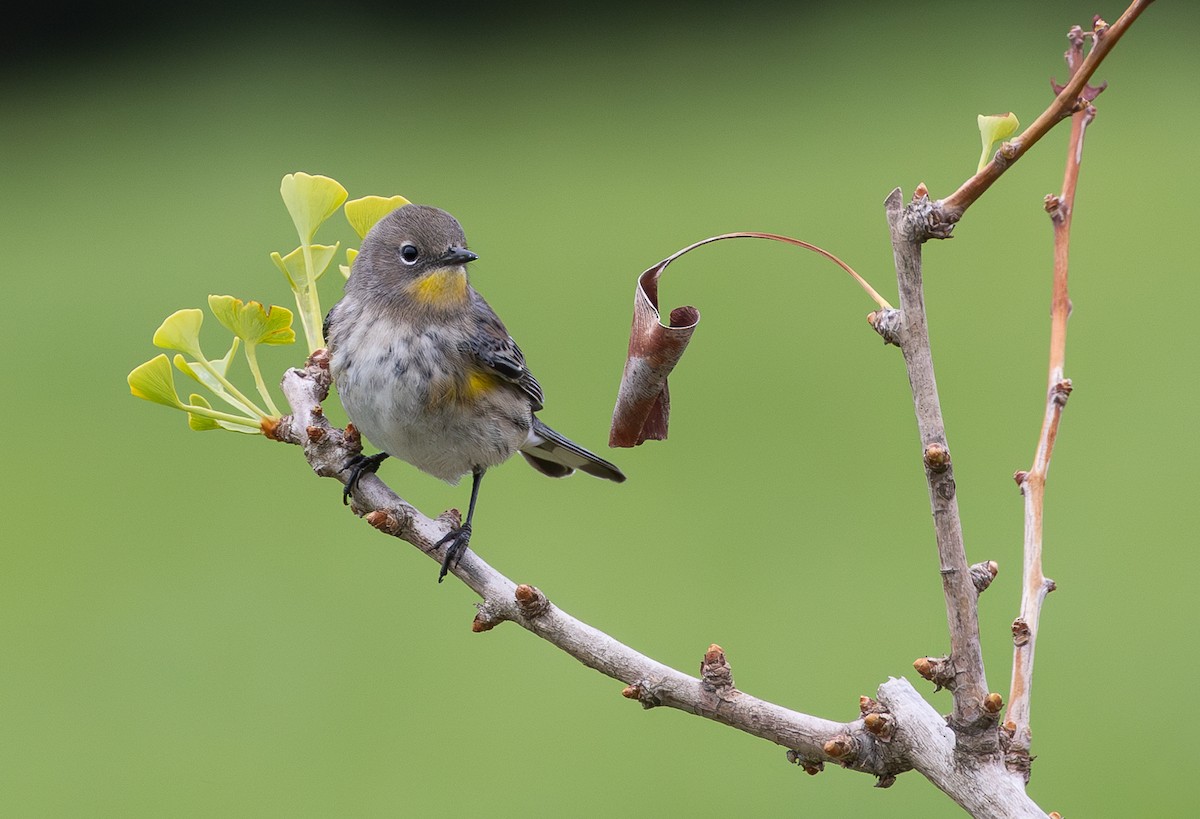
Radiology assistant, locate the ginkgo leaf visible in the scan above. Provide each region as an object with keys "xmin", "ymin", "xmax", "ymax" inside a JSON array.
[
  {"xmin": 280, "ymin": 172, "xmax": 348, "ymax": 243},
  {"xmin": 152, "ymin": 309, "xmax": 205, "ymax": 359},
  {"xmin": 128, "ymin": 355, "xmax": 185, "ymax": 408},
  {"xmin": 269, "ymin": 244, "xmax": 340, "ymax": 288},
  {"xmin": 340, "ymin": 247, "xmax": 359, "ymax": 279},
  {"xmin": 187, "ymin": 394, "xmax": 222, "ymax": 431},
  {"xmin": 977, "ymin": 112, "xmax": 1020, "ymax": 173},
  {"xmin": 345, "ymin": 195, "xmax": 410, "ymax": 239},
  {"xmin": 208, "ymin": 295, "xmax": 296, "ymax": 347}
]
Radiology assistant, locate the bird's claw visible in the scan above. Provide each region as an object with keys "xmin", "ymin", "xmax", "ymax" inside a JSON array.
[
  {"xmin": 342, "ymin": 452, "xmax": 389, "ymax": 505},
  {"xmin": 435, "ymin": 524, "xmax": 472, "ymax": 582}
]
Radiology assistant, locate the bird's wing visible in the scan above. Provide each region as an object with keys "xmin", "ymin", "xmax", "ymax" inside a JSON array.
[{"xmin": 465, "ymin": 298, "xmax": 545, "ymax": 410}]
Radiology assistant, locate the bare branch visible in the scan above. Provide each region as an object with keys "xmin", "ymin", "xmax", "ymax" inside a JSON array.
[
  {"xmin": 878, "ymin": 680, "xmax": 1045, "ymax": 818},
  {"xmin": 270, "ymin": 352, "xmax": 898, "ymax": 779},
  {"xmin": 885, "ymin": 189, "xmax": 991, "ymax": 735},
  {"xmin": 1006, "ymin": 31, "xmax": 1097, "ymax": 777}
]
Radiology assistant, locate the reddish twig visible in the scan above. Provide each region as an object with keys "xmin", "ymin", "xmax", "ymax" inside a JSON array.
[
  {"xmin": 1006, "ymin": 26, "xmax": 1099, "ymax": 779},
  {"xmin": 931, "ymin": 0, "xmax": 1153, "ymax": 230}
]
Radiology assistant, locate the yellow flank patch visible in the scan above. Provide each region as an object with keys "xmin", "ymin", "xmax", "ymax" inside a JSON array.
[
  {"xmin": 465, "ymin": 369, "xmax": 500, "ymax": 399},
  {"xmin": 427, "ymin": 368, "xmax": 501, "ymax": 409},
  {"xmin": 411, "ymin": 267, "xmax": 468, "ymax": 306}
]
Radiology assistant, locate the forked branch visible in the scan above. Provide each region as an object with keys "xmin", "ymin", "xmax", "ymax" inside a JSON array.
[{"xmin": 924, "ymin": 0, "xmax": 1153, "ymax": 233}]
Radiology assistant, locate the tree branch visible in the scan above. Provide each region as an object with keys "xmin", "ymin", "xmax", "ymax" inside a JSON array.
[
  {"xmin": 929, "ymin": 0, "xmax": 1153, "ymax": 232},
  {"xmin": 878, "ymin": 680, "xmax": 1046, "ymax": 818},
  {"xmin": 884, "ymin": 189, "xmax": 993, "ymax": 737},
  {"xmin": 1005, "ymin": 26, "xmax": 1097, "ymax": 780},
  {"xmin": 269, "ymin": 351, "xmax": 902, "ymax": 779},
  {"xmin": 256, "ymin": 8, "xmax": 1153, "ymax": 813}
]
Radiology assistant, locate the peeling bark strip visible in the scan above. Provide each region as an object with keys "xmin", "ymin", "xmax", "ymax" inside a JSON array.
[{"xmin": 609, "ymin": 233, "xmax": 889, "ymax": 447}]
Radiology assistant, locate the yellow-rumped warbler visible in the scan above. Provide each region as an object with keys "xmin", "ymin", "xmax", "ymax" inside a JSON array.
[{"xmin": 325, "ymin": 204, "xmax": 625, "ymax": 581}]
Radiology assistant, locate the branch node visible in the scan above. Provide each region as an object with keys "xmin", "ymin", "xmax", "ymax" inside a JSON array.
[
  {"xmin": 900, "ymin": 192, "xmax": 955, "ymax": 242},
  {"xmin": 875, "ymin": 773, "xmax": 898, "ymax": 789},
  {"xmin": 1051, "ymin": 378, "xmax": 1073, "ymax": 407},
  {"xmin": 822, "ymin": 735, "xmax": 858, "ymax": 764},
  {"xmin": 365, "ymin": 508, "xmax": 406, "ymax": 537},
  {"xmin": 786, "ymin": 750, "xmax": 824, "ymax": 775},
  {"xmin": 1013, "ymin": 470, "xmax": 1029, "ymax": 491},
  {"xmin": 867, "ymin": 308, "xmax": 903, "ymax": 346},
  {"xmin": 305, "ymin": 425, "xmax": 326, "ymax": 443},
  {"xmin": 912, "ymin": 182, "xmax": 930, "ymax": 201},
  {"xmin": 970, "ymin": 560, "xmax": 999, "ymax": 594},
  {"xmin": 1044, "ymin": 193, "xmax": 1064, "ymax": 222},
  {"xmin": 935, "ymin": 479, "xmax": 956, "ymax": 501},
  {"xmin": 1045, "ymin": 577, "xmax": 1058, "ymax": 594},
  {"xmin": 700, "ymin": 644, "xmax": 735, "ymax": 692},
  {"xmin": 923, "ymin": 442, "xmax": 951, "ymax": 473},
  {"xmin": 436, "ymin": 508, "xmax": 463, "ymax": 531},
  {"xmin": 1011, "ymin": 618, "xmax": 1032, "ymax": 647},
  {"xmin": 1005, "ymin": 747, "xmax": 1034, "ymax": 783},
  {"xmin": 472, "ymin": 599, "xmax": 510, "ymax": 633},
  {"xmin": 913, "ymin": 656, "xmax": 956, "ymax": 692},
  {"xmin": 863, "ymin": 712, "xmax": 895, "ymax": 741},
  {"xmin": 858, "ymin": 696, "xmax": 883, "ymax": 717},
  {"xmin": 984, "ymin": 692, "xmax": 1004, "ymax": 714},
  {"xmin": 514, "ymin": 584, "xmax": 551, "ymax": 619},
  {"xmin": 622, "ymin": 681, "xmax": 662, "ymax": 709}
]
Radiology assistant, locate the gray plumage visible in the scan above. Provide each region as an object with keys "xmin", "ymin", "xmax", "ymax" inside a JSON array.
[{"xmin": 324, "ymin": 204, "xmax": 623, "ymax": 579}]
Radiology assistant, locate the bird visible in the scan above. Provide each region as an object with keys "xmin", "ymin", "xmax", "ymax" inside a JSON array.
[{"xmin": 324, "ymin": 204, "xmax": 625, "ymax": 581}]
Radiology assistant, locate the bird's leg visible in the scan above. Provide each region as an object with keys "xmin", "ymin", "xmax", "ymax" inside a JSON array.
[
  {"xmin": 342, "ymin": 452, "xmax": 390, "ymax": 505},
  {"xmin": 436, "ymin": 466, "xmax": 485, "ymax": 582}
]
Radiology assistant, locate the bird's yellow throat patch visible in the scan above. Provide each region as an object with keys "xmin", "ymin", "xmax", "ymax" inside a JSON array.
[{"xmin": 410, "ymin": 266, "xmax": 468, "ymax": 307}]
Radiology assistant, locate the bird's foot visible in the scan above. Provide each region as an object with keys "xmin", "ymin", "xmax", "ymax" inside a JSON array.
[
  {"xmin": 435, "ymin": 523, "xmax": 472, "ymax": 583},
  {"xmin": 342, "ymin": 452, "xmax": 390, "ymax": 505}
]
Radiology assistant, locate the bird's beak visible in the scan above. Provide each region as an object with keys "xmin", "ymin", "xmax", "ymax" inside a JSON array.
[{"xmin": 443, "ymin": 246, "xmax": 478, "ymax": 266}]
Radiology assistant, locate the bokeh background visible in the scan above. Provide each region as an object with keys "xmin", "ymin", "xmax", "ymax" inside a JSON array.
[{"xmin": 4, "ymin": 1, "xmax": 1196, "ymax": 815}]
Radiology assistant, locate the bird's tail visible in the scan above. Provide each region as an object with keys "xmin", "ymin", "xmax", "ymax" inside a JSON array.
[{"xmin": 519, "ymin": 417, "xmax": 626, "ymax": 482}]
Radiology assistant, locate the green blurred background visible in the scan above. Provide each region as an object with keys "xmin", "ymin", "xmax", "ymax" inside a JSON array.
[{"xmin": 4, "ymin": 1, "xmax": 1196, "ymax": 815}]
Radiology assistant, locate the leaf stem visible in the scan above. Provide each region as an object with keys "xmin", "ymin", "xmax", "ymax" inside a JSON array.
[
  {"xmin": 243, "ymin": 343, "xmax": 283, "ymax": 416},
  {"xmin": 193, "ymin": 356, "xmax": 269, "ymax": 419}
]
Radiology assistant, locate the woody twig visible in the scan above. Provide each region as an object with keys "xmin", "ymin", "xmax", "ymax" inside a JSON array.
[
  {"xmin": 922, "ymin": 0, "xmax": 1153, "ymax": 235},
  {"xmin": 1005, "ymin": 24, "xmax": 1100, "ymax": 780}
]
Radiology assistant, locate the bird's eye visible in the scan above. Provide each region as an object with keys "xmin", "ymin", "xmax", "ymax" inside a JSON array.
[{"xmin": 400, "ymin": 244, "xmax": 419, "ymax": 264}]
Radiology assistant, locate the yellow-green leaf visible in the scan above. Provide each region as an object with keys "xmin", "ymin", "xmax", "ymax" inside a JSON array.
[
  {"xmin": 269, "ymin": 244, "xmax": 339, "ymax": 287},
  {"xmin": 345, "ymin": 195, "xmax": 410, "ymax": 239},
  {"xmin": 173, "ymin": 339, "xmax": 238, "ymax": 385},
  {"xmin": 152, "ymin": 309, "xmax": 204, "ymax": 358},
  {"xmin": 128, "ymin": 355, "xmax": 184, "ymax": 408},
  {"xmin": 172, "ymin": 350, "xmax": 259, "ymax": 418},
  {"xmin": 280, "ymin": 172, "xmax": 348, "ymax": 243},
  {"xmin": 208, "ymin": 295, "xmax": 296, "ymax": 347},
  {"xmin": 340, "ymin": 247, "xmax": 358, "ymax": 279},
  {"xmin": 187, "ymin": 394, "xmax": 222, "ymax": 430},
  {"xmin": 977, "ymin": 112, "xmax": 1020, "ymax": 173}
]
